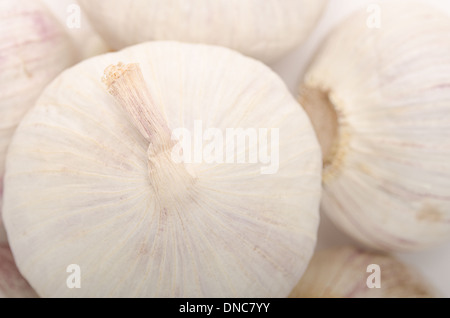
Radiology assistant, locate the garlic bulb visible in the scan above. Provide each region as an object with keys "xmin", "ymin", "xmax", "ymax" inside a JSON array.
[
  {"xmin": 78, "ymin": 0, "xmax": 327, "ymax": 63},
  {"xmin": 290, "ymin": 246, "xmax": 437, "ymax": 298},
  {"xmin": 299, "ymin": 1, "xmax": 450, "ymax": 251},
  {"xmin": 0, "ymin": 243, "xmax": 38, "ymax": 298},
  {"xmin": 3, "ymin": 42, "xmax": 322, "ymax": 297},
  {"xmin": 0, "ymin": 0, "xmax": 80, "ymax": 240}
]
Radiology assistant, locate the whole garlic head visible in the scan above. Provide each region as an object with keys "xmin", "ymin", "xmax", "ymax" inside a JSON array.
[
  {"xmin": 3, "ymin": 42, "xmax": 322, "ymax": 297},
  {"xmin": 0, "ymin": 0, "xmax": 80, "ymax": 241},
  {"xmin": 299, "ymin": 1, "xmax": 450, "ymax": 251},
  {"xmin": 77, "ymin": 0, "xmax": 327, "ymax": 63},
  {"xmin": 290, "ymin": 246, "xmax": 438, "ymax": 298},
  {"xmin": 0, "ymin": 243, "xmax": 38, "ymax": 298}
]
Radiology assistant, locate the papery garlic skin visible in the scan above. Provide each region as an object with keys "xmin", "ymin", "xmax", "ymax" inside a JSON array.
[
  {"xmin": 78, "ymin": 0, "xmax": 327, "ymax": 63},
  {"xmin": 42, "ymin": 0, "xmax": 110, "ymax": 58},
  {"xmin": 0, "ymin": 243, "xmax": 38, "ymax": 298},
  {"xmin": 290, "ymin": 246, "xmax": 437, "ymax": 298},
  {"xmin": 299, "ymin": 1, "xmax": 450, "ymax": 251},
  {"xmin": 0, "ymin": 0, "xmax": 79, "ymax": 241},
  {"xmin": 3, "ymin": 42, "xmax": 322, "ymax": 297}
]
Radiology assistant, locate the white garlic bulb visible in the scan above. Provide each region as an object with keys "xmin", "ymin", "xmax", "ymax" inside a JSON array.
[
  {"xmin": 0, "ymin": 0, "xmax": 80, "ymax": 241},
  {"xmin": 77, "ymin": 0, "xmax": 327, "ymax": 63},
  {"xmin": 0, "ymin": 243, "xmax": 38, "ymax": 298},
  {"xmin": 299, "ymin": 1, "xmax": 450, "ymax": 251},
  {"xmin": 3, "ymin": 42, "xmax": 322, "ymax": 297},
  {"xmin": 290, "ymin": 246, "xmax": 438, "ymax": 298}
]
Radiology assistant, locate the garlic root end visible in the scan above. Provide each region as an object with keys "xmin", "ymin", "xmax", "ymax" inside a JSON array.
[{"xmin": 299, "ymin": 85, "xmax": 348, "ymax": 183}]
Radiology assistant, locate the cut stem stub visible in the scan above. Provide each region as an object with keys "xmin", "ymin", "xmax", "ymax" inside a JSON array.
[{"xmin": 103, "ymin": 62, "xmax": 195, "ymax": 204}]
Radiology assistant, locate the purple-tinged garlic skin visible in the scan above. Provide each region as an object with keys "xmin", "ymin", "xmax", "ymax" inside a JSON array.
[
  {"xmin": 0, "ymin": 243, "xmax": 38, "ymax": 298},
  {"xmin": 299, "ymin": 1, "xmax": 450, "ymax": 251},
  {"xmin": 290, "ymin": 246, "xmax": 438, "ymax": 298},
  {"xmin": 0, "ymin": 0, "xmax": 80, "ymax": 241}
]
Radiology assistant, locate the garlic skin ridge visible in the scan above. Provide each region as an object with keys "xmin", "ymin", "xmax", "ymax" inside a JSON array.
[
  {"xmin": 78, "ymin": 0, "xmax": 327, "ymax": 63},
  {"xmin": 3, "ymin": 41, "xmax": 322, "ymax": 297},
  {"xmin": 0, "ymin": 0, "xmax": 80, "ymax": 242},
  {"xmin": 299, "ymin": 1, "xmax": 450, "ymax": 251},
  {"xmin": 290, "ymin": 246, "xmax": 438, "ymax": 298}
]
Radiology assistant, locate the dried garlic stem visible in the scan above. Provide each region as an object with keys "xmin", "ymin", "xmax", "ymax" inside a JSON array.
[
  {"xmin": 299, "ymin": 85, "xmax": 346, "ymax": 182},
  {"xmin": 103, "ymin": 63, "xmax": 195, "ymax": 203},
  {"xmin": 103, "ymin": 63, "xmax": 172, "ymax": 148}
]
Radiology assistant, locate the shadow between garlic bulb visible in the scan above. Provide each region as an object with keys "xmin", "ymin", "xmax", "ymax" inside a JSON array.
[{"xmin": 0, "ymin": 243, "xmax": 38, "ymax": 298}]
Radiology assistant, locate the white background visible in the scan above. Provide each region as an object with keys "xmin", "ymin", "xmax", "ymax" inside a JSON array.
[
  {"xmin": 271, "ymin": 0, "xmax": 450, "ymax": 298},
  {"xmin": 43, "ymin": 0, "xmax": 450, "ymax": 297}
]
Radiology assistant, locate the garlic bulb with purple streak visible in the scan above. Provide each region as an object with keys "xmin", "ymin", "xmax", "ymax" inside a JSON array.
[
  {"xmin": 78, "ymin": 0, "xmax": 327, "ymax": 63},
  {"xmin": 3, "ymin": 42, "xmax": 322, "ymax": 297},
  {"xmin": 299, "ymin": 1, "xmax": 450, "ymax": 251},
  {"xmin": 0, "ymin": 0, "xmax": 80, "ymax": 241},
  {"xmin": 290, "ymin": 246, "xmax": 437, "ymax": 298}
]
